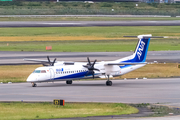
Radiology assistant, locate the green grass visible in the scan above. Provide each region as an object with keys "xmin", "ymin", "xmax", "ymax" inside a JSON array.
[
  {"xmin": 0, "ymin": 26, "xmax": 180, "ymax": 52},
  {"xmin": 1, "ymin": 39, "xmax": 180, "ymax": 52},
  {"xmin": 0, "ymin": 102, "xmax": 138, "ymax": 120},
  {"xmin": 0, "ymin": 26, "xmax": 180, "ymax": 37},
  {"xmin": 1, "ymin": 17, "xmax": 180, "ymax": 21},
  {"xmin": 0, "ymin": 2, "xmax": 180, "ymax": 15}
]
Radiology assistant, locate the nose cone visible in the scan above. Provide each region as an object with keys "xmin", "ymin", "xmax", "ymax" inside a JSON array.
[{"xmin": 26, "ymin": 74, "xmax": 37, "ymax": 82}]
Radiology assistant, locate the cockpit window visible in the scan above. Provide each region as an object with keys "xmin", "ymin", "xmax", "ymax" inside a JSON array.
[
  {"xmin": 41, "ymin": 70, "xmax": 46, "ymax": 73},
  {"xmin": 33, "ymin": 70, "xmax": 40, "ymax": 73},
  {"xmin": 33, "ymin": 70, "xmax": 46, "ymax": 73}
]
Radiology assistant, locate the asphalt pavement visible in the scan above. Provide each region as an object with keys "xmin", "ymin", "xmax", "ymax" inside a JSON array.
[
  {"xmin": 1, "ymin": 78, "xmax": 180, "ymax": 120},
  {"xmin": 0, "ymin": 51, "xmax": 179, "ymax": 65},
  {"xmin": 1, "ymin": 78, "xmax": 180, "ymax": 104},
  {"xmin": 1, "ymin": 21, "xmax": 180, "ymax": 27}
]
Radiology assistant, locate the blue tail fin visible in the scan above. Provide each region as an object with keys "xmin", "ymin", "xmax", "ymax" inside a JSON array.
[
  {"xmin": 127, "ymin": 34, "xmax": 151, "ymax": 63},
  {"xmin": 133, "ymin": 37, "xmax": 150, "ymax": 62}
]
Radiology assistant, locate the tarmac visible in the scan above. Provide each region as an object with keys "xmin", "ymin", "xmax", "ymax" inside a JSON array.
[
  {"xmin": 0, "ymin": 51, "xmax": 180, "ymax": 65},
  {"xmin": 1, "ymin": 20, "xmax": 180, "ymax": 27},
  {"xmin": 2, "ymin": 78, "xmax": 180, "ymax": 119}
]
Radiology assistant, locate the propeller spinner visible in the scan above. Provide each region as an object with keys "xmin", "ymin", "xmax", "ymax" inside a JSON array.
[{"xmin": 83, "ymin": 57, "xmax": 99, "ymax": 78}]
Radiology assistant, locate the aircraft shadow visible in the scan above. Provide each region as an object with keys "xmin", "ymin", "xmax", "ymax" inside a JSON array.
[{"xmin": 36, "ymin": 82, "xmax": 124, "ymax": 87}]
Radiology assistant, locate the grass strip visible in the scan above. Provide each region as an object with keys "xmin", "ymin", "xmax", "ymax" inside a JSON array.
[
  {"xmin": 1, "ymin": 17, "xmax": 180, "ymax": 21},
  {"xmin": 1, "ymin": 39, "xmax": 180, "ymax": 52},
  {"xmin": 0, "ymin": 26, "xmax": 180, "ymax": 37},
  {"xmin": 0, "ymin": 102, "xmax": 138, "ymax": 120},
  {"xmin": 0, "ymin": 26, "xmax": 180, "ymax": 52},
  {"xmin": 121, "ymin": 63, "xmax": 180, "ymax": 79},
  {"xmin": 0, "ymin": 2, "xmax": 180, "ymax": 16},
  {"xmin": 0, "ymin": 63, "xmax": 179, "ymax": 83}
]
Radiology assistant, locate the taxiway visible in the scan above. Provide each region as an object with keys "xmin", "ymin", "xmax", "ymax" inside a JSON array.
[
  {"xmin": 1, "ymin": 21, "xmax": 180, "ymax": 27},
  {"xmin": 0, "ymin": 51, "xmax": 180, "ymax": 65},
  {"xmin": 1, "ymin": 78, "xmax": 180, "ymax": 105}
]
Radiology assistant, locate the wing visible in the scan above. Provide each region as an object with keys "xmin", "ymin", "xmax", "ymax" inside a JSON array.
[
  {"xmin": 23, "ymin": 59, "xmax": 74, "ymax": 65},
  {"xmin": 105, "ymin": 62, "xmax": 147, "ymax": 66},
  {"xmin": 23, "ymin": 59, "xmax": 50, "ymax": 63}
]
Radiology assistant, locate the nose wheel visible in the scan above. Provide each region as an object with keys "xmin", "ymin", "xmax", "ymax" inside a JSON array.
[
  {"xmin": 106, "ymin": 75, "xmax": 112, "ymax": 86},
  {"xmin": 32, "ymin": 83, "xmax": 37, "ymax": 87}
]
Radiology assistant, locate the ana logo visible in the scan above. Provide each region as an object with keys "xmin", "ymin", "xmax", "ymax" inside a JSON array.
[
  {"xmin": 56, "ymin": 68, "xmax": 63, "ymax": 72},
  {"xmin": 137, "ymin": 41, "xmax": 145, "ymax": 60}
]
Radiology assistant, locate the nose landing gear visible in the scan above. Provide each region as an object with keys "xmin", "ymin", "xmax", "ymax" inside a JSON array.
[
  {"xmin": 31, "ymin": 82, "xmax": 37, "ymax": 87},
  {"xmin": 106, "ymin": 75, "xmax": 112, "ymax": 86}
]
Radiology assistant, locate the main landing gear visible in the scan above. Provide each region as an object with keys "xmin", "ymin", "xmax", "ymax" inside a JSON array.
[
  {"xmin": 32, "ymin": 82, "xmax": 37, "ymax": 87},
  {"xmin": 106, "ymin": 75, "xmax": 112, "ymax": 86},
  {"xmin": 66, "ymin": 80, "xmax": 72, "ymax": 84}
]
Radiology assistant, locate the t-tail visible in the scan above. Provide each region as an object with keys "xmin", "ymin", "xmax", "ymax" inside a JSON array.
[{"xmin": 123, "ymin": 34, "xmax": 165, "ymax": 63}]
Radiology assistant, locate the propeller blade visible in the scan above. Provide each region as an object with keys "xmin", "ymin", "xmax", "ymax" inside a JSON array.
[
  {"xmin": 93, "ymin": 68, "xmax": 100, "ymax": 71},
  {"xmin": 83, "ymin": 65, "xmax": 88, "ymax": 68},
  {"xmin": 92, "ymin": 59, "xmax": 97, "ymax": 67},
  {"xmin": 47, "ymin": 56, "xmax": 51, "ymax": 65},
  {"xmin": 52, "ymin": 58, "xmax": 56, "ymax": 66},
  {"xmin": 92, "ymin": 71, "xmax": 95, "ymax": 79},
  {"xmin": 83, "ymin": 57, "xmax": 99, "ymax": 78},
  {"xmin": 87, "ymin": 57, "xmax": 91, "ymax": 65}
]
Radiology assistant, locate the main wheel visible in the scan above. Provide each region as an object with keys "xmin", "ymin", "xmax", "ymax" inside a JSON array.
[
  {"xmin": 106, "ymin": 81, "xmax": 112, "ymax": 86},
  {"xmin": 66, "ymin": 80, "xmax": 72, "ymax": 84}
]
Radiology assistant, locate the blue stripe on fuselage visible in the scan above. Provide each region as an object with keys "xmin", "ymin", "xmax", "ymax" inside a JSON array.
[
  {"xmin": 53, "ymin": 71, "xmax": 88, "ymax": 80},
  {"xmin": 51, "ymin": 71, "xmax": 99, "ymax": 80}
]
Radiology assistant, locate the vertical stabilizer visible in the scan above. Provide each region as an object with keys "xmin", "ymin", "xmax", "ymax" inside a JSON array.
[
  {"xmin": 132, "ymin": 34, "xmax": 152, "ymax": 62},
  {"xmin": 123, "ymin": 34, "xmax": 152, "ymax": 63}
]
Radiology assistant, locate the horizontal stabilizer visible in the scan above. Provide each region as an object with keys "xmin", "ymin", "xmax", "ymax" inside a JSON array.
[{"xmin": 123, "ymin": 36, "xmax": 167, "ymax": 38}]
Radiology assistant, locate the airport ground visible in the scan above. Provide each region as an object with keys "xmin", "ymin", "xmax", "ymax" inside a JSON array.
[
  {"xmin": 1, "ymin": 19, "xmax": 180, "ymax": 119},
  {"xmin": 1, "ymin": 78, "xmax": 180, "ymax": 119}
]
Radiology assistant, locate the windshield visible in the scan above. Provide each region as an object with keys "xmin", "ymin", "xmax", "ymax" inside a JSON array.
[{"xmin": 33, "ymin": 70, "xmax": 46, "ymax": 73}]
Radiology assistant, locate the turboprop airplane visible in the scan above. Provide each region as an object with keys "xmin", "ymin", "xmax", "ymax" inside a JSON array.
[{"xmin": 24, "ymin": 34, "xmax": 165, "ymax": 87}]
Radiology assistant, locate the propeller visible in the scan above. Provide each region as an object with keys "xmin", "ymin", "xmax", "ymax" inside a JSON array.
[
  {"xmin": 83, "ymin": 57, "xmax": 99, "ymax": 78},
  {"xmin": 43, "ymin": 56, "xmax": 56, "ymax": 66}
]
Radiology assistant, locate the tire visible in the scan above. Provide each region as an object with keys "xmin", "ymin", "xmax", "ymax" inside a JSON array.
[
  {"xmin": 69, "ymin": 80, "xmax": 72, "ymax": 84},
  {"xmin": 66, "ymin": 80, "xmax": 72, "ymax": 84},
  {"xmin": 66, "ymin": 81, "xmax": 69, "ymax": 84},
  {"xmin": 108, "ymin": 81, "xmax": 112, "ymax": 86},
  {"xmin": 106, "ymin": 81, "xmax": 112, "ymax": 86}
]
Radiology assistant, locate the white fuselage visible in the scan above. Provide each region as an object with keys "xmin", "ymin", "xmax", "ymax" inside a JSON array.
[{"xmin": 27, "ymin": 60, "xmax": 145, "ymax": 83}]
